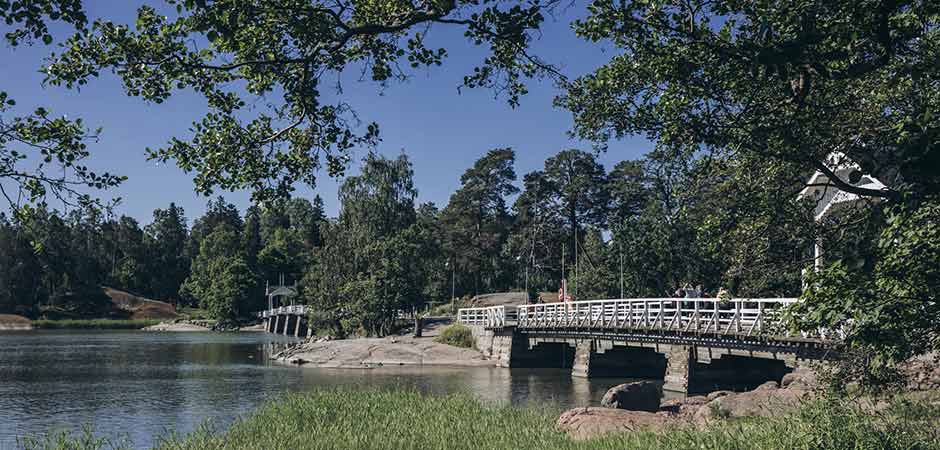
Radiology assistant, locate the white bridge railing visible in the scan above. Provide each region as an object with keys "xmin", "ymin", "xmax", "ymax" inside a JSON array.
[
  {"xmin": 459, "ymin": 298, "xmax": 805, "ymax": 337},
  {"xmin": 457, "ymin": 306, "xmax": 519, "ymax": 328},
  {"xmin": 258, "ymin": 305, "xmax": 310, "ymax": 318}
]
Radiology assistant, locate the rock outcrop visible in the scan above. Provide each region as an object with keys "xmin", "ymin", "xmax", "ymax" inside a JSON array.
[
  {"xmin": 273, "ymin": 335, "xmax": 496, "ymax": 368},
  {"xmin": 600, "ymin": 381, "xmax": 661, "ymax": 412},
  {"xmin": 557, "ymin": 371, "xmax": 819, "ymax": 440},
  {"xmin": 556, "ymin": 407, "xmax": 680, "ymax": 440},
  {"xmin": 0, "ymin": 314, "xmax": 32, "ymax": 330},
  {"xmin": 692, "ymin": 383, "xmax": 809, "ymax": 424}
]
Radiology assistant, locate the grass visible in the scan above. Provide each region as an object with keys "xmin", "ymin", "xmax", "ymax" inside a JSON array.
[
  {"xmin": 434, "ymin": 324, "xmax": 475, "ymax": 348},
  {"xmin": 155, "ymin": 390, "xmax": 940, "ymax": 450},
  {"xmin": 30, "ymin": 319, "xmax": 161, "ymax": 330},
  {"xmin": 17, "ymin": 426, "xmax": 131, "ymax": 450},
  {"xmin": 19, "ymin": 390, "xmax": 940, "ymax": 450}
]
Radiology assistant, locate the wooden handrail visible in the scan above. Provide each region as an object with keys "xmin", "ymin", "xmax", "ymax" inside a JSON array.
[{"xmin": 456, "ymin": 298, "xmax": 816, "ymax": 338}]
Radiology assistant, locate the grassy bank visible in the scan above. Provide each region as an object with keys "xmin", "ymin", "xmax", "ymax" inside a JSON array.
[
  {"xmin": 30, "ymin": 319, "xmax": 161, "ymax": 330},
  {"xmin": 19, "ymin": 390, "xmax": 940, "ymax": 450}
]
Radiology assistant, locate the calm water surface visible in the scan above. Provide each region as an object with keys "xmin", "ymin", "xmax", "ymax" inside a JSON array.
[{"xmin": 0, "ymin": 330, "xmax": 658, "ymax": 449}]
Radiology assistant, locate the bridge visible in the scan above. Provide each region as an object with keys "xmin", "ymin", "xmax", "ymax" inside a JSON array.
[
  {"xmin": 458, "ymin": 298, "xmax": 839, "ymax": 394},
  {"xmin": 258, "ymin": 305, "xmax": 312, "ymax": 338}
]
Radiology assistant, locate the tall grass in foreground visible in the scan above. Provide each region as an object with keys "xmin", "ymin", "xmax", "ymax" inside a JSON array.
[
  {"xmin": 18, "ymin": 390, "xmax": 940, "ymax": 450},
  {"xmin": 152, "ymin": 390, "xmax": 940, "ymax": 450},
  {"xmin": 17, "ymin": 426, "xmax": 130, "ymax": 450},
  {"xmin": 31, "ymin": 319, "xmax": 161, "ymax": 330}
]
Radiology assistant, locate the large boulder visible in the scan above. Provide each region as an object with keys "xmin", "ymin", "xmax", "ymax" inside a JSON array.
[
  {"xmin": 781, "ymin": 367, "xmax": 820, "ymax": 390},
  {"xmin": 693, "ymin": 386, "xmax": 809, "ymax": 425},
  {"xmin": 557, "ymin": 407, "xmax": 677, "ymax": 440},
  {"xmin": 601, "ymin": 381, "xmax": 661, "ymax": 412}
]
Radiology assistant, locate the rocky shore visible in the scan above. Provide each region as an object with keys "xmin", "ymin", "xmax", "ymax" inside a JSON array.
[
  {"xmin": 557, "ymin": 368, "xmax": 819, "ymax": 440},
  {"xmin": 143, "ymin": 321, "xmax": 212, "ymax": 332},
  {"xmin": 0, "ymin": 314, "xmax": 32, "ymax": 330},
  {"xmin": 272, "ymin": 335, "xmax": 495, "ymax": 368}
]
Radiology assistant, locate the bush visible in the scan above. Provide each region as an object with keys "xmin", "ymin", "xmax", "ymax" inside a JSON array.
[{"xmin": 434, "ymin": 324, "xmax": 474, "ymax": 348}]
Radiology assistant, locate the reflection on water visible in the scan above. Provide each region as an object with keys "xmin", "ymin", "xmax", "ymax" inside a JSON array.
[{"xmin": 0, "ymin": 331, "xmax": 665, "ymax": 449}]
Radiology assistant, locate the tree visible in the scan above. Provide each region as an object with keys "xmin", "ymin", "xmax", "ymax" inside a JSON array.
[
  {"xmin": 560, "ymin": 0, "xmax": 940, "ymax": 380},
  {"xmin": 441, "ymin": 148, "xmax": 518, "ymax": 296},
  {"xmin": 105, "ymin": 215, "xmax": 147, "ymax": 293},
  {"xmin": 144, "ymin": 203, "xmax": 189, "ymax": 302},
  {"xmin": 205, "ymin": 257, "xmax": 256, "ymax": 321},
  {"xmin": 0, "ymin": 1, "xmax": 123, "ymax": 211},
  {"xmin": 44, "ymin": 1, "xmax": 559, "ymax": 202},
  {"xmin": 521, "ymin": 149, "xmax": 609, "ymax": 286},
  {"xmin": 242, "ymin": 205, "xmax": 262, "ymax": 272},
  {"xmin": 308, "ymin": 195, "xmax": 327, "ymax": 248},
  {"xmin": 287, "ymin": 197, "xmax": 325, "ymax": 249},
  {"xmin": 563, "ymin": 0, "xmax": 935, "ymax": 202},
  {"xmin": 506, "ymin": 170, "xmax": 568, "ymax": 297},
  {"xmin": 257, "ymin": 228, "xmax": 306, "ymax": 285},
  {"xmin": 607, "ymin": 160, "xmax": 649, "ymax": 229},
  {"xmin": 570, "ymin": 228, "xmax": 615, "ymax": 300},
  {"xmin": 301, "ymin": 152, "xmax": 429, "ymax": 336},
  {"xmin": 180, "ymin": 226, "xmax": 242, "ymax": 312},
  {"xmin": 794, "ymin": 200, "xmax": 940, "ymax": 388}
]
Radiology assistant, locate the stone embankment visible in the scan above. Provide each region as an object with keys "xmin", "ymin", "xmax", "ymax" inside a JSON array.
[
  {"xmin": 557, "ymin": 368, "xmax": 818, "ymax": 440},
  {"xmin": 272, "ymin": 335, "xmax": 495, "ymax": 368}
]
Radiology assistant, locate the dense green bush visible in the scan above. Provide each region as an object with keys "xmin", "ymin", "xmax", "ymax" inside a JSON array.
[{"xmin": 434, "ymin": 324, "xmax": 474, "ymax": 348}]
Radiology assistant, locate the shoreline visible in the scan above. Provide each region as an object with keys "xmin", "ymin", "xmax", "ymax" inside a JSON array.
[
  {"xmin": 142, "ymin": 322, "xmax": 213, "ymax": 332},
  {"xmin": 273, "ymin": 335, "xmax": 495, "ymax": 368},
  {"xmin": 30, "ymin": 319, "xmax": 161, "ymax": 330}
]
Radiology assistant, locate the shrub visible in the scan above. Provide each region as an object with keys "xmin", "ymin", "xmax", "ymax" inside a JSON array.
[{"xmin": 434, "ymin": 324, "xmax": 474, "ymax": 348}]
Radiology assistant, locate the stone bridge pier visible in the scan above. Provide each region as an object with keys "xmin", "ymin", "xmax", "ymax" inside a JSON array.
[{"xmin": 471, "ymin": 327, "xmax": 798, "ymax": 394}]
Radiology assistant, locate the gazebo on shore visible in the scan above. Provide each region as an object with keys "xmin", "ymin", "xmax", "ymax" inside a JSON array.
[{"xmin": 265, "ymin": 276, "xmax": 297, "ymax": 310}]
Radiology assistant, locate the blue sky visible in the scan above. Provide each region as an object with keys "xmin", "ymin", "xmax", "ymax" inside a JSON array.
[{"xmin": 2, "ymin": 1, "xmax": 653, "ymax": 225}]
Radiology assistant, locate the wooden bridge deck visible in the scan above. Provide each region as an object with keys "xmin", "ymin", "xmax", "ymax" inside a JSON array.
[{"xmin": 458, "ymin": 298, "xmax": 842, "ymax": 350}]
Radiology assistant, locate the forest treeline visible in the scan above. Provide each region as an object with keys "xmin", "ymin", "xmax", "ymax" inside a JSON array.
[{"xmin": 0, "ymin": 147, "xmax": 828, "ymax": 336}]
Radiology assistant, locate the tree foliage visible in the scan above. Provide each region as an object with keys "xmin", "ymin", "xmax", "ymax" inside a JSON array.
[
  {"xmin": 0, "ymin": 0, "xmax": 122, "ymax": 212},
  {"xmin": 441, "ymin": 148, "xmax": 518, "ymax": 296},
  {"xmin": 42, "ymin": 0, "xmax": 560, "ymax": 202}
]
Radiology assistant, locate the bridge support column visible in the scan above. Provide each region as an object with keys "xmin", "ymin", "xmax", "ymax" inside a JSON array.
[
  {"xmin": 571, "ymin": 341, "xmax": 593, "ymax": 378},
  {"xmin": 294, "ymin": 316, "xmax": 302, "ymax": 337},
  {"xmin": 283, "ymin": 315, "xmax": 292, "ymax": 336},
  {"xmin": 689, "ymin": 352, "xmax": 794, "ymax": 392},
  {"xmin": 306, "ymin": 322, "xmax": 313, "ymax": 339},
  {"xmin": 572, "ymin": 341, "xmax": 667, "ymax": 379},
  {"xmin": 273, "ymin": 315, "xmax": 281, "ymax": 334},
  {"xmin": 663, "ymin": 345, "xmax": 693, "ymax": 394}
]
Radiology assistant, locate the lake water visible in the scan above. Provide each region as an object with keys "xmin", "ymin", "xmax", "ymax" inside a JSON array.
[{"xmin": 0, "ymin": 330, "xmax": 664, "ymax": 449}]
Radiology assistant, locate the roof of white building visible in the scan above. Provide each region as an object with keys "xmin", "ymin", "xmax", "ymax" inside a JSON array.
[{"xmin": 798, "ymin": 152, "xmax": 888, "ymax": 222}]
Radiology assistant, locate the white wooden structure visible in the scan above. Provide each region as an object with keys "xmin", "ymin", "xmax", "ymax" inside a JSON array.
[
  {"xmin": 798, "ymin": 152, "xmax": 888, "ymax": 271},
  {"xmin": 459, "ymin": 297, "xmax": 841, "ymax": 341},
  {"xmin": 258, "ymin": 304, "xmax": 310, "ymax": 319}
]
